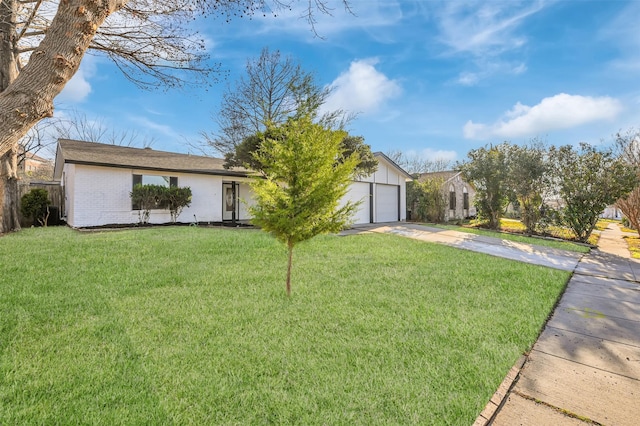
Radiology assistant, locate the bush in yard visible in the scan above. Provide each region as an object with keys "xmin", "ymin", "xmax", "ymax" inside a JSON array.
[
  {"xmin": 20, "ymin": 188, "xmax": 51, "ymax": 226},
  {"xmin": 166, "ymin": 186, "xmax": 192, "ymax": 223},
  {"xmin": 407, "ymin": 177, "xmax": 447, "ymax": 222},
  {"xmin": 549, "ymin": 143, "xmax": 638, "ymax": 242},
  {"xmin": 460, "ymin": 143, "xmax": 510, "ymax": 230},
  {"xmin": 130, "ymin": 184, "xmax": 166, "ymax": 225}
]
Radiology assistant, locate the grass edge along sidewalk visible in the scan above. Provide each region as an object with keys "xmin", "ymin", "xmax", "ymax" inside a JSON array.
[{"xmin": 1, "ymin": 227, "xmax": 570, "ymax": 424}]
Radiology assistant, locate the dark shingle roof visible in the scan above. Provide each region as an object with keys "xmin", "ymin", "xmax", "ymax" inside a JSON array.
[{"xmin": 56, "ymin": 139, "xmax": 250, "ymax": 177}]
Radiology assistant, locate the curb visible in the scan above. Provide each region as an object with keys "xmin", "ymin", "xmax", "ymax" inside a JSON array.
[{"xmin": 473, "ymin": 355, "xmax": 527, "ymax": 425}]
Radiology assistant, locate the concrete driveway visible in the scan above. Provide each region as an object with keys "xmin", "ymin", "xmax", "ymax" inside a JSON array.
[{"xmin": 343, "ymin": 222, "xmax": 585, "ymax": 271}]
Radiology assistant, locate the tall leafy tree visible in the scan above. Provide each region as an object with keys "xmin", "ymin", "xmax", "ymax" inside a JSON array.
[
  {"xmin": 202, "ymin": 47, "xmax": 353, "ymax": 156},
  {"xmin": 460, "ymin": 143, "xmax": 510, "ymax": 229},
  {"xmin": 505, "ymin": 141, "xmax": 549, "ymax": 235},
  {"xmin": 225, "ymin": 131, "xmax": 377, "ymax": 179},
  {"xmin": 549, "ymin": 143, "xmax": 637, "ymax": 242},
  {"xmin": 211, "ymin": 48, "xmax": 377, "ymax": 179},
  {"xmin": 0, "ymin": 0, "xmax": 349, "ymax": 233},
  {"xmin": 249, "ymin": 116, "xmax": 360, "ymax": 296}
]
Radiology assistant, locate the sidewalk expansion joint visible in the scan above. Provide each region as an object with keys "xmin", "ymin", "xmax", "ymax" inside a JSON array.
[{"xmin": 509, "ymin": 390, "xmax": 604, "ymax": 425}]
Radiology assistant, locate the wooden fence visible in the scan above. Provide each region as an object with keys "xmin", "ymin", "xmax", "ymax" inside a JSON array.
[{"xmin": 18, "ymin": 181, "xmax": 64, "ymax": 226}]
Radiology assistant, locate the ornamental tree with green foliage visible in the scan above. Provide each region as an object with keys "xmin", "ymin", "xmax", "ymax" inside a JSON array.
[
  {"xmin": 166, "ymin": 186, "xmax": 192, "ymax": 223},
  {"xmin": 505, "ymin": 141, "xmax": 549, "ymax": 235},
  {"xmin": 130, "ymin": 184, "xmax": 192, "ymax": 224},
  {"xmin": 20, "ymin": 188, "xmax": 50, "ymax": 226},
  {"xmin": 460, "ymin": 143, "xmax": 510, "ymax": 229},
  {"xmin": 407, "ymin": 176, "xmax": 447, "ymax": 223},
  {"xmin": 249, "ymin": 116, "xmax": 360, "ymax": 296},
  {"xmin": 130, "ymin": 184, "xmax": 165, "ymax": 225},
  {"xmin": 549, "ymin": 143, "xmax": 638, "ymax": 242}
]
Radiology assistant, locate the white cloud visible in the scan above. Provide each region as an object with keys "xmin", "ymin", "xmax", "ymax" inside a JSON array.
[
  {"xmin": 435, "ymin": 1, "xmax": 548, "ymax": 57},
  {"xmin": 433, "ymin": 1, "xmax": 548, "ymax": 85},
  {"xmin": 600, "ymin": 2, "xmax": 640, "ymax": 72},
  {"xmin": 323, "ymin": 58, "xmax": 401, "ymax": 115},
  {"xmin": 57, "ymin": 58, "xmax": 96, "ymax": 104},
  {"xmin": 457, "ymin": 72, "xmax": 480, "ymax": 86},
  {"xmin": 248, "ymin": 0, "xmax": 404, "ymax": 40},
  {"xmin": 463, "ymin": 93, "xmax": 623, "ymax": 140},
  {"xmin": 128, "ymin": 116, "xmax": 182, "ymax": 141},
  {"xmin": 455, "ymin": 61, "xmax": 527, "ymax": 86}
]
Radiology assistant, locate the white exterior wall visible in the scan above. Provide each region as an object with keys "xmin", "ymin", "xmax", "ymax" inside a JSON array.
[
  {"xmin": 63, "ymin": 158, "xmax": 408, "ymax": 228},
  {"xmin": 62, "ymin": 164, "xmax": 76, "ymax": 226},
  {"xmin": 342, "ymin": 159, "xmax": 408, "ymax": 224},
  {"xmin": 344, "ymin": 182, "xmax": 371, "ymax": 224},
  {"xmin": 182, "ymin": 174, "xmax": 223, "ymax": 223},
  {"xmin": 67, "ymin": 165, "xmax": 134, "ymax": 227},
  {"xmin": 64, "ymin": 164, "xmax": 230, "ymax": 227},
  {"xmin": 238, "ymin": 182, "xmax": 256, "ymax": 221}
]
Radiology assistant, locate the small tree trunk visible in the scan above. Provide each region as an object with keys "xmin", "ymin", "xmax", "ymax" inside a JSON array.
[
  {"xmin": 0, "ymin": 146, "xmax": 20, "ymax": 233},
  {"xmin": 286, "ymin": 241, "xmax": 294, "ymax": 297}
]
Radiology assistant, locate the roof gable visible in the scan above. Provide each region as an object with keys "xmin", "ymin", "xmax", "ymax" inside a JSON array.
[{"xmin": 373, "ymin": 152, "xmax": 413, "ymax": 180}]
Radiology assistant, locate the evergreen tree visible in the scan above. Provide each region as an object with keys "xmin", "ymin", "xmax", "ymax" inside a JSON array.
[{"xmin": 249, "ymin": 116, "xmax": 359, "ymax": 296}]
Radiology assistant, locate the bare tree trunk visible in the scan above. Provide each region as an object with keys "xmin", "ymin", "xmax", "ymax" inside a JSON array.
[
  {"xmin": 0, "ymin": 0, "xmax": 128, "ymax": 232},
  {"xmin": 0, "ymin": 144, "xmax": 20, "ymax": 232},
  {"xmin": 0, "ymin": 0, "xmax": 20, "ymax": 233},
  {"xmin": 0, "ymin": 0, "xmax": 18, "ymax": 89},
  {"xmin": 286, "ymin": 242, "xmax": 293, "ymax": 297}
]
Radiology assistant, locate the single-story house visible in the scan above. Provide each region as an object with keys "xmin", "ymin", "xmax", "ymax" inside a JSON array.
[
  {"xmin": 601, "ymin": 206, "xmax": 623, "ymax": 220},
  {"xmin": 417, "ymin": 170, "xmax": 476, "ymax": 221},
  {"xmin": 53, "ymin": 139, "xmax": 412, "ymax": 228}
]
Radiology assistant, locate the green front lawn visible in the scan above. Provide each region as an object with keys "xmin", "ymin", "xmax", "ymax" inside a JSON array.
[{"xmin": 0, "ymin": 227, "xmax": 570, "ymax": 424}]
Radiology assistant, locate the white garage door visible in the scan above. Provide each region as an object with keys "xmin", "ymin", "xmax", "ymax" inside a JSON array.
[
  {"xmin": 346, "ymin": 182, "xmax": 371, "ymax": 224},
  {"xmin": 376, "ymin": 184, "xmax": 399, "ymax": 223}
]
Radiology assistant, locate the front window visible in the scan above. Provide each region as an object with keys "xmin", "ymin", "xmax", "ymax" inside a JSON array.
[{"xmin": 132, "ymin": 174, "xmax": 178, "ymax": 210}]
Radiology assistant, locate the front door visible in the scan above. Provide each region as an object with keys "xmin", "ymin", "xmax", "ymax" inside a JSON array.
[{"xmin": 222, "ymin": 182, "xmax": 239, "ymax": 223}]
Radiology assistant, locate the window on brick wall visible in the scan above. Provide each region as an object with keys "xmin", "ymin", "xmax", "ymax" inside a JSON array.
[
  {"xmin": 463, "ymin": 187, "xmax": 469, "ymax": 210},
  {"xmin": 132, "ymin": 174, "xmax": 178, "ymax": 210},
  {"xmin": 449, "ymin": 185, "xmax": 456, "ymax": 210}
]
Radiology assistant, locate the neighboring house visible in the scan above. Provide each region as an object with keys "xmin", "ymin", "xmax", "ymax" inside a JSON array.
[
  {"xmin": 417, "ymin": 170, "xmax": 476, "ymax": 221},
  {"xmin": 53, "ymin": 139, "xmax": 411, "ymax": 228},
  {"xmin": 18, "ymin": 147, "xmax": 54, "ymax": 181},
  {"xmin": 602, "ymin": 206, "xmax": 623, "ymax": 220}
]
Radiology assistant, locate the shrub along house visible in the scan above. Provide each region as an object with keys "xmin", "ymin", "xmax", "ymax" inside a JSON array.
[{"xmin": 53, "ymin": 139, "xmax": 411, "ymax": 228}]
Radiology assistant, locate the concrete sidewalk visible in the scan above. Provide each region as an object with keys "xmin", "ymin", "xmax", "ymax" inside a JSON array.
[{"xmin": 343, "ymin": 222, "xmax": 640, "ymax": 425}]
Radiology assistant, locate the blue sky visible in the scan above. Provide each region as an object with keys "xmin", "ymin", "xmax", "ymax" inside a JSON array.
[{"xmin": 53, "ymin": 0, "xmax": 640, "ymax": 163}]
